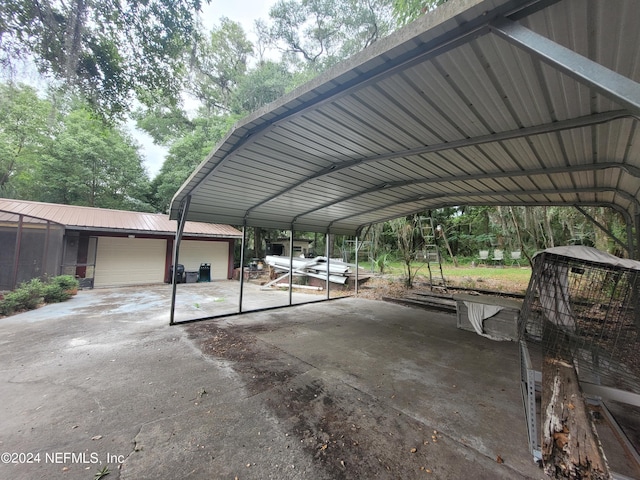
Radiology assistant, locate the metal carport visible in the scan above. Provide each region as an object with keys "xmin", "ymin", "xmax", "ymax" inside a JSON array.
[{"xmin": 169, "ymin": 0, "xmax": 640, "ymax": 322}]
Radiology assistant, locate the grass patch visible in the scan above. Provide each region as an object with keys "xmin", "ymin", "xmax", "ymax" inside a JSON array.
[
  {"xmin": 441, "ymin": 265, "xmax": 531, "ymax": 293},
  {"xmin": 381, "ymin": 260, "xmax": 532, "ymax": 294}
]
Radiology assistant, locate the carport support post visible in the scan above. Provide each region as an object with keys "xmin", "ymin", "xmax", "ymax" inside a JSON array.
[
  {"xmin": 325, "ymin": 232, "xmax": 331, "ymax": 299},
  {"xmin": 239, "ymin": 222, "xmax": 247, "ymax": 313},
  {"xmin": 288, "ymin": 227, "xmax": 294, "ymax": 305},
  {"xmin": 635, "ymin": 212, "xmax": 640, "ymax": 260},
  {"xmin": 170, "ymin": 195, "xmax": 191, "ymax": 326},
  {"xmin": 355, "ymin": 235, "xmax": 359, "ymax": 295}
]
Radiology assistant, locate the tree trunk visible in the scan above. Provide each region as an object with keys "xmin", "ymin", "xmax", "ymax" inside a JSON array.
[
  {"xmin": 544, "ymin": 206, "xmax": 555, "ymax": 248},
  {"xmin": 253, "ymin": 227, "xmax": 263, "ymax": 259},
  {"xmin": 542, "ymin": 357, "xmax": 610, "ymax": 479},
  {"xmin": 509, "ymin": 206, "xmax": 531, "ymax": 265},
  {"xmin": 439, "ymin": 226, "xmax": 458, "ymax": 266}
]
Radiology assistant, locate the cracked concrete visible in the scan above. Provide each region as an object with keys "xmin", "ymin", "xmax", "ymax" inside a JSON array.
[{"xmin": 0, "ymin": 281, "xmax": 545, "ymax": 479}]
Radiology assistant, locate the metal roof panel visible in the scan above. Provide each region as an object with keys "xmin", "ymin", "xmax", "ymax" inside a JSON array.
[{"xmin": 170, "ymin": 0, "xmax": 640, "ymax": 238}]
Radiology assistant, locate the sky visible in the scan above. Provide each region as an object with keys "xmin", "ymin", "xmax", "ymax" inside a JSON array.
[{"xmin": 138, "ymin": 0, "xmax": 277, "ymax": 178}]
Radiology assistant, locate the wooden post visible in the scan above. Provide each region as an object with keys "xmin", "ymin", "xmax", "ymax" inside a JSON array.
[{"xmin": 542, "ymin": 357, "xmax": 610, "ymax": 479}]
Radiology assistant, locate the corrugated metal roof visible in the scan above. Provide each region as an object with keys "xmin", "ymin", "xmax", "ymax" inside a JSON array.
[
  {"xmin": 0, "ymin": 199, "xmax": 242, "ymax": 238},
  {"xmin": 170, "ymin": 0, "xmax": 640, "ymax": 243}
]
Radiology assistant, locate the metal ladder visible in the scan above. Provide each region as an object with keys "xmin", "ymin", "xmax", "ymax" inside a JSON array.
[{"xmin": 419, "ymin": 216, "xmax": 446, "ymax": 290}]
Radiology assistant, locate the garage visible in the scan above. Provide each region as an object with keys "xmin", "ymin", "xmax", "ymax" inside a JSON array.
[
  {"xmin": 0, "ymin": 199, "xmax": 243, "ymax": 290},
  {"xmin": 94, "ymin": 236, "xmax": 166, "ymax": 287},
  {"xmin": 179, "ymin": 240, "xmax": 230, "ymax": 280}
]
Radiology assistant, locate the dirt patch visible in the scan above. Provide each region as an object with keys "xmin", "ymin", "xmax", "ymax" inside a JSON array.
[
  {"xmin": 187, "ymin": 323, "xmax": 307, "ymax": 396},
  {"xmin": 262, "ymin": 377, "xmax": 445, "ymax": 479},
  {"xmin": 185, "ymin": 322, "xmax": 461, "ymax": 479}
]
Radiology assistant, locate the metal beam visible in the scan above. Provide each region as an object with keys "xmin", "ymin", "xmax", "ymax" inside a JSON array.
[
  {"xmin": 490, "ymin": 18, "xmax": 640, "ymax": 116},
  {"xmin": 355, "ymin": 200, "xmax": 633, "ymax": 234},
  {"xmin": 250, "ymin": 111, "xmax": 631, "ymax": 219},
  {"xmin": 325, "ymin": 187, "xmax": 638, "ymax": 230},
  {"xmin": 289, "ymin": 227, "xmax": 294, "ymax": 306},
  {"xmin": 292, "ymin": 162, "xmax": 640, "ymax": 223},
  {"xmin": 239, "ymin": 222, "xmax": 247, "ymax": 313},
  {"xmin": 635, "ymin": 213, "xmax": 640, "ymax": 260},
  {"xmin": 574, "ymin": 205, "xmax": 630, "ymax": 255},
  {"xmin": 355, "ymin": 235, "xmax": 360, "ymax": 295},
  {"xmin": 325, "ymin": 232, "xmax": 331, "ymax": 300},
  {"xmin": 170, "ymin": 195, "xmax": 191, "ymax": 326}
]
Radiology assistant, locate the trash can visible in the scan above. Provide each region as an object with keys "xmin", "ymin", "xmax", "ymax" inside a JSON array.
[
  {"xmin": 170, "ymin": 264, "xmax": 185, "ymax": 284},
  {"xmin": 198, "ymin": 263, "xmax": 211, "ymax": 282},
  {"xmin": 185, "ymin": 271, "xmax": 199, "ymax": 283}
]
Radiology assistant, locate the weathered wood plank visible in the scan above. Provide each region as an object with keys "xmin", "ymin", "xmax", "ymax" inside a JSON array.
[{"xmin": 542, "ymin": 357, "xmax": 610, "ymax": 479}]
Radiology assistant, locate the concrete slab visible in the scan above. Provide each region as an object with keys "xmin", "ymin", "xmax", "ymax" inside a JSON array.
[{"xmin": 0, "ymin": 282, "xmax": 546, "ymax": 479}]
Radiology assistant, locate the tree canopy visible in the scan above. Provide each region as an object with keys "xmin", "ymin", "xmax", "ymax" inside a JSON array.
[
  {"xmin": 0, "ymin": 84, "xmax": 152, "ymax": 210},
  {"xmin": 266, "ymin": 0, "xmax": 394, "ymax": 69},
  {"xmin": 0, "ymin": 0, "xmax": 206, "ymax": 119}
]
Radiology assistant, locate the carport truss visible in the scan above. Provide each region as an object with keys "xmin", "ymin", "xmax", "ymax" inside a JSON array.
[{"xmin": 169, "ymin": 0, "xmax": 640, "ymax": 321}]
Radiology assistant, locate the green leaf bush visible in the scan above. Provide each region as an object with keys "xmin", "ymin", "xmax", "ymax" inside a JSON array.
[{"xmin": 0, "ymin": 276, "xmax": 79, "ymax": 317}]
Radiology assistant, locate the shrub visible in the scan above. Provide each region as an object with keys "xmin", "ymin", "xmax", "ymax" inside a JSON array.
[
  {"xmin": 51, "ymin": 275, "xmax": 79, "ymax": 292},
  {"xmin": 0, "ymin": 294, "xmax": 17, "ymax": 316},
  {"xmin": 0, "ymin": 275, "xmax": 79, "ymax": 316},
  {"xmin": 43, "ymin": 282, "xmax": 71, "ymax": 303},
  {"xmin": 0, "ymin": 279, "xmax": 45, "ymax": 315}
]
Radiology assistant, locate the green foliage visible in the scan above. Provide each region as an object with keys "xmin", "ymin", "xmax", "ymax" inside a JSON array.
[
  {"xmin": 150, "ymin": 115, "xmax": 238, "ymax": 211},
  {"xmin": 51, "ymin": 275, "xmax": 79, "ymax": 291},
  {"xmin": 388, "ymin": 215, "xmax": 424, "ymax": 288},
  {"xmin": 0, "ymin": 84, "xmax": 153, "ymax": 210},
  {"xmin": 94, "ymin": 465, "xmax": 110, "ymax": 479},
  {"xmin": 0, "ymin": 275, "xmax": 79, "ymax": 316},
  {"xmin": 0, "ymin": 83, "xmax": 58, "ymax": 197},
  {"xmin": 374, "ymin": 253, "xmax": 391, "ymax": 274},
  {"xmin": 190, "ymin": 17, "xmax": 254, "ymax": 115},
  {"xmin": 231, "ymin": 61, "xmax": 297, "ymax": 115},
  {"xmin": 43, "ymin": 275, "xmax": 79, "ymax": 303},
  {"xmin": 41, "ymin": 106, "xmax": 151, "ymax": 209},
  {"xmin": 131, "ymin": 103, "xmax": 195, "ymax": 146},
  {"xmin": 392, "ymin": 0, "xmax": 448, "ymax": 26},
  {"xmin": 1, "ymin": 279, "xmax": 45, "ymax": 315},
  {"xmin": 42, "ymin": 283, "xmax": 69, "ymax": 304},
  {"xmin": 0, "ymin": 0, "xmax": 206, "ymax": 119},
  {"xmin": 267, "ymin": 0, "xmax": 394, "ymax": 67}
]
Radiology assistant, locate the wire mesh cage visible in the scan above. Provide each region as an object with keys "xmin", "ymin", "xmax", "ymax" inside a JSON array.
[{"xmin": 519, "ymin": 246, "xmax": 640, "ymax": 394}]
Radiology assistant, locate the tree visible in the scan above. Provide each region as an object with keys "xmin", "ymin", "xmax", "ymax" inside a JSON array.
[
  {"xmin": 0, "ymin": 0, "xmax": 206, "ymax": 119},
  {"xmin": 389, "ymin": 215, "xmax": 423, "ymax": 287},
  {"xmin": 37, "ymin": 104, "xmax": 152, "ymax": 210},
  {"xmin": 391, "ymin": 0, "xmax": 448, "ymax": 26},
  {"xmin": 267, "ymin": 0, "xmax": 394, "ymax": 69},
  {"xmin": 0, "ymin": 83, "xmax": 58, "ymax": 197},
  {"xmin": 190, "ymin": 17, "xmax": 254, "ymax": 115},
  {"xmin": 230, "ymin": 61, "xmax": 298, "ymax": 115},
  {"xmin": 131, "ymin": 102, "xmax": 195, "ymax": 146},
  {"xmin": 150, "ymin": 115, "xmax": 238, "ymax": 212}
]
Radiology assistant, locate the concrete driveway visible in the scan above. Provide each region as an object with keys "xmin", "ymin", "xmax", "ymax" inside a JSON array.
[{"xmin": 0, "ymin": 282, "xmax": 544, "ymax": 479}]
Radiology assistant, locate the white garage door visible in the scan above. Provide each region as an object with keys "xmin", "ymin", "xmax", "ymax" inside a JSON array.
[
  {"xmin": 94, "ymin": 237, "xmax": 166, "ymax": 287},
  {"xmin": 180, "ymin": 240, "xmax": 228, "ymax": 280}
]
